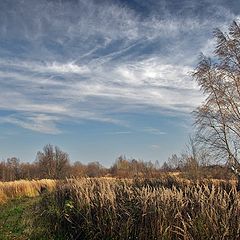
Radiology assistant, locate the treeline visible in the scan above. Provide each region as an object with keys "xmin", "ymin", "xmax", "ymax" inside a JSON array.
[
  {"xmin": 0, "ymin": 144, "xmax": 234, "ymax": 182},
  {"xmin": 0, "ymin": 145, "xmax": 162, "ymax": 181}
]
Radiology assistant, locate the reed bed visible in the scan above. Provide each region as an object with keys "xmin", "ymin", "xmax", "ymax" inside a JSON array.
[
  {"xmin": 38, "ymin": 177, "xmax": 240, "ymax": 240},
  {"xmin": 0, "ymin": 179, "xmax": 56, "ymax": 203}
]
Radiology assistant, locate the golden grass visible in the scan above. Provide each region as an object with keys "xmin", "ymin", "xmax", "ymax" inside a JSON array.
[
  {"xmin": 37, "ymin": 177, "xmax": 240, "ymax": 240},
  {"xmin": 1, "ymin": 177, "xmax": 239, "ymax": 239},
  {"xmin": 0, "ymin": 179, "xmax": 56, "ymax": 203}
]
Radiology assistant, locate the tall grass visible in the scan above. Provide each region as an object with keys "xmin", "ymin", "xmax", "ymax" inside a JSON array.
[
  {"xmin": 37, "ymin": 177, "xmax": 240, "ymax": 240},
  {"xmin": 0, "ymin": 179, "xmax": 56, "ymax": 203}
]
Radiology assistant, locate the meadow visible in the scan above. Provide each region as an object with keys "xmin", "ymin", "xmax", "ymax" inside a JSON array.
[
  {"xmin": 0, "ymin": 179, "xmax": 56, "ymax": 203},
  {"xmin": 0, "ymin": 176, "xmax": 239, "ymax": 240},
  {"xmin": 37, "ymin": 177, "xmax": 240, "ymax": 240},
  {"xmin": 0, "ymin": 179, "xmax": 56, "ymax": 240}
]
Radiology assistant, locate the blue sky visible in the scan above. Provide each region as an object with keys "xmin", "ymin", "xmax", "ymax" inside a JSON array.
[{"xmin": 0, "ymin": 0, "xmax": 239, "ymax": 166}]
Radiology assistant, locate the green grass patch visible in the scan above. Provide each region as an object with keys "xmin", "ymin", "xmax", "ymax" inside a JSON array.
[{"xmin": 0, "ymin": 196, "xmax": 51, "ymax": 240}]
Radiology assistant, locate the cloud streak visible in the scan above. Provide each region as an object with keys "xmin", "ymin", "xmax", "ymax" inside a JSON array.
[
  {"xmin": 0, "ymin": 113, "xmax": 61, "ymax": 134},
  {"xmin": 0, "ymin": 0, "xmax": 239, "ymax": 133}
]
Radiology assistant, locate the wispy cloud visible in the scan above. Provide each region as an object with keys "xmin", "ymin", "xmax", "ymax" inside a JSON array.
[
  {"xmin": 143, "ymin": 128, "xmax": 166, "ymax": 135},
  {"xmin": 105, "ymin": 131, "xmax": 132, "ymax": 135},
  {"xmin": 0, "ymin": 0, "xmax": 238, "ymax": 134},
  {"xmin": 150, "ymin": 144, "xmax": 161, "ymax": 149},
  {"xmin": 0, "ymin": 113, "xmax": 61, "ymax": 134}
]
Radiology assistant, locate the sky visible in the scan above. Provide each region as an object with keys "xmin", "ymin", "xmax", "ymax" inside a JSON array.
[{"xmin": 0, "ymin": 0, "xmax": 239, "ymax": 166}]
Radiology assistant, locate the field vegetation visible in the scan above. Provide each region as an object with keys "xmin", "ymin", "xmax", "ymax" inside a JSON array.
[
  {"xmin": 0, "ymin": 179, "xmax": 56, "ymax": 203},
  {"xmin": 0, "ymin": 176, "xmax": 239, "ymax": 239},
  {"xmin": 34, "ymin": 177, "xmax": 240, "ymax": 240}
]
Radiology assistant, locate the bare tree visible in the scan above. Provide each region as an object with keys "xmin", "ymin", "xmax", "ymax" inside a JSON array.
[
  {"xmin": 167, "ymin": 154, "xmax": 182, "ymax": 170},
  {"xmin": 71, "ymin": 161, "xmax": 86, "ymax": 177},
  {"xmin": 193, "ymin": 21, "xmax": 240, "ymax": 190},
  {"xmin": 6, "ymin": 157, "xmax": 21, "ymax": 181},
  {"xmin": 36, "ymin": 144, "xmax": 70, "ymax": 179},
  {"xmin": 86, "ymin": 161, "xmax": 105, "ymax": 177}
]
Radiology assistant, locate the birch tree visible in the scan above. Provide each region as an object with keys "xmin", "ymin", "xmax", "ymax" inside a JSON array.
[{"xmin": 193, "ymin": 21, "xmax": 240, "ymax": 190}]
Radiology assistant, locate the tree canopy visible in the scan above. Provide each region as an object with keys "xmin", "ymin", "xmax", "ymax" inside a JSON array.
[{"xmin": 193, "ymin": 21, "xmax": 240, "ymax": 184}]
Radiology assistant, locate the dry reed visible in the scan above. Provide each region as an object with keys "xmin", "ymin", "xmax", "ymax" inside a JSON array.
[
  {"xmin": 0, "ymin": 179, "xmax": 56, "ymax": 203},
  {"xmin": 37, "ymin": 177, "xmax": 240, "ymax": 240}
]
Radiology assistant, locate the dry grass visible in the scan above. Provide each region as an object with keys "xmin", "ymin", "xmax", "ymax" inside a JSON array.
[
  {"xmin": 0, "ymin": 179, "xmax": 56, "ymax": 203},
  {"xmin": 37, "ymin": 177, "xmax": 240, "ymax": 240}
]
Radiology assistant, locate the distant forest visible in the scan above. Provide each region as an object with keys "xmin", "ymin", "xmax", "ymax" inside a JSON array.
[{"xmin": 0, "ymin": 144, "xmax": 234, "ymax": 182}]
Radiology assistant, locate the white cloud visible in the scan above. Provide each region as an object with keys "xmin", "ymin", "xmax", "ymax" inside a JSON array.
[
  {"xmin": 0, "ymin": 56, "xmax": 204, "ymax": 133},
  {"xmin": 200, "ymin": 38, "xmax": 216, "ymax": 57},
  {"xmin": 143, "ymin": 128, "xmax": 166, "ymax": 135},
  {"xmin": 45, "ymin": 62, "xmax": 90, "ymax": 74},
  {"xmin": 0, "ymin": 0, "xmax": 238, "ymax": 134},
  {"xmin": 106, "ymin": 131, "xmax": 132, "ymax": 135},
  {"xmin": 0, "ymin": 114, "xmax": 61, "ymax": 134},
  {"xmin": 150, "ymin": 144, "xmax": 161, "ymax": 149}
]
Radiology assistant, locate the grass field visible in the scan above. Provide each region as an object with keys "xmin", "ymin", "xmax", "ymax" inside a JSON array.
[
  {"xmin": 0, "ymin": 177, "xmax": 239, "ymax": 240},
  {"xmin": 0, "ymin": 179, "xmax": 56, "ymax": 203},
  {"xmin": 37, "ymin": 177, "xmax": 240, "ymax": 240},
  {"xmin": 0, "ymin": 179, "xmax": 57, "ymax": 239},
  {"xmin": 0, "ymin": 197, "xmax": 40, "ymax": 240}
]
